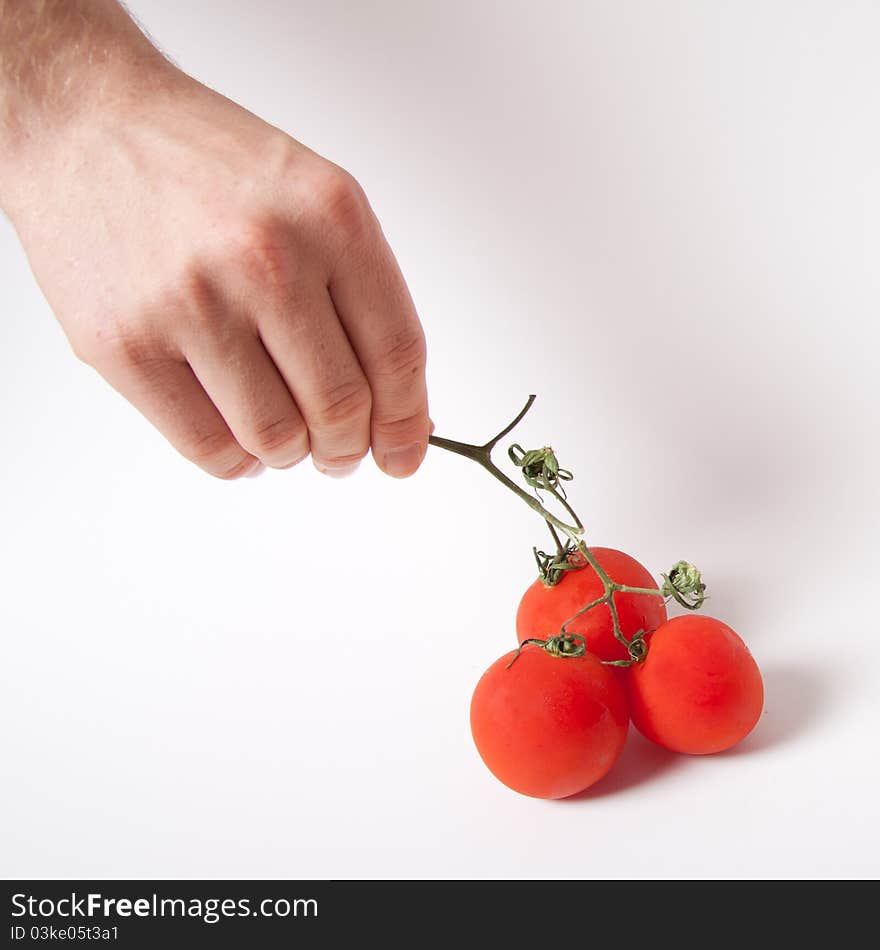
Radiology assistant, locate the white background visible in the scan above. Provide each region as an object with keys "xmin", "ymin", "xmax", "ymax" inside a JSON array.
[{"xmin": 2, "ymin": 0, "xmax": 878, "ymax": 879}]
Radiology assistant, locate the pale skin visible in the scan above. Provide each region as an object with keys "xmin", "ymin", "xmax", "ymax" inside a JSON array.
[{"xmin": 0, "ymin": 0, "xmax": 431, "ymax": 479}]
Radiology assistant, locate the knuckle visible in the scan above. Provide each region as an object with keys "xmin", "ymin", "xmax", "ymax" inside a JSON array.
[
  {"xmin": 185, "ymin": 430, "xmax": 250, "ymax": 478},
  {"xmin": 211, "ymin": 456, "xmax": 258, "ymax": 480},
  {"xmin": 176, "ymin": 265, "xmax": 219, "ymax": 314},
  {"xmin": 66, "ymin": 322, "xmax": 95, "ymax": 365},
  {"xmin": 68, "ymin": 332, "xmax": 98, "ymax": 366},
  {"xmin": 375, "ymin": 327, "xmax": 427, "ymax": 381},
  {"xmin": 315, "ymin": 449, "xmax": 368, "ymax": 469},
  {"xmin": 372, "ymin": 408, "xmax": 428, "ymax": 441},
  {"xmin": 308, "ymin": 167, "xmax": 372, "ymax": 243},
  {"xmin": 249, "ymin": 415, "xmax": 307, "ymax": 457},
  {"xmin": 109, "ymin": 329, "xmax": 160, "ymax": 369},
  {"xmin": 311, "ymin": 379, "xmax": 372, "ymax": 430},
  {"xmin": 232, "ymin": 219, "xmax": 296, "ymax": 295},
  {"xmin": 212, "ymin": 456, "xmax": 258, "ymax": 480},
  {"xmin": 172, "ymin": 266, "xmax": 230, "ymax": 337},
  {"xmin": 77, "ymin": 314, "xmax": 163, "ymax": 371}
]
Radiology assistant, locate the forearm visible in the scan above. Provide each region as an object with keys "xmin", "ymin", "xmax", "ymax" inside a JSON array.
[{"xmin": 0, "ymin": 0, "xmax": 166, "ymax": 170}]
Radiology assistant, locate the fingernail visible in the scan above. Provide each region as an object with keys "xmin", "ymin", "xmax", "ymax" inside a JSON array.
[
  {"xmin": 246, "ymin": 462, "xmax": 266, "ymax": 478},
  {"xmin": 314, "ymin": 459, "xmax": 361, "ymax": 479},
  {"xmin": 382, "ymin": 443, "xmax": 424, "ymax": 478}
]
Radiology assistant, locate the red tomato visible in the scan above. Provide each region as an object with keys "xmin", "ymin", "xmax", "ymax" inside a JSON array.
[
  {"xmin": 516, "ymin": 547, "xmax": 667, "ymax": 663},
  {"xmin": 625, "ymin": 616, "xmax": 764, "ymax": 754},
  {"xmin": 470, "ymin": 644, "xmax": 629, "ymax": 798}
]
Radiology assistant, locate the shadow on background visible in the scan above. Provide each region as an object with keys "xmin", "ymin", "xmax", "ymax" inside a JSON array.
[
  {"xmin": 565, "ymin": 661, "xmax": 825, "ymax": 800},
  {"xmin": 724, "ymin": 662, "xmax": 827, "ymax": 756},
  {"xmin": 568, "ymin": 729, "xmax": 687, "ymax": 801}
]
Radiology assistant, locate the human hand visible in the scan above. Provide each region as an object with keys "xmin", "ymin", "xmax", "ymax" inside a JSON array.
[{"xmin": 2, "ymin": 57, "xmax": 429, "ymax": 480}]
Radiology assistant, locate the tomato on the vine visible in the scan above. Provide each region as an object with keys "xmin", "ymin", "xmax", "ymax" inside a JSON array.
[
  {"xmin": 470, "ymin": 642, "xmax": 629, "ymax": 799},
  {"xmin": 429, "ymin": 396, "xmax": 765, "ymax": 792},
  {"xmin": 516, "ymin": 547, "xmax": 667, "ymax": 663},
  {"xmin": 625, "ymin": 615, "xmax": 764, "ymax": 754}
]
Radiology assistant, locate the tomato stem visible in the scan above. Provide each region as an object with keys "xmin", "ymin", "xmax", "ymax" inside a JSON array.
[
  {"xmin": 429, "ymin": 395, "xmax": 706, "ymax": 667},
  {"xmin": 617, "ymin": 584, "xmax": 671, "ymax": 597},
  {"xmin": 558, "ymin": 542, "xmax": 654, "ymax": 666},
  {"xmin": 546, "ymin": 521, "xmax": 567, "ymax": 558},
  {"xmin": 428, "ymin": 395, "xmax": 583, "ymax": 536},
  {"xmin": 506, "ymin": 633, "xmax": 587, "ymax": 669}
]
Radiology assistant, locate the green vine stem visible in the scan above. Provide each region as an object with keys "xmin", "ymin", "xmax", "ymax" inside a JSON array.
[
  {"xmin": 428, "ymin": 395, "xmax": 583, "ymax": 536},
  {"xmin": 506, "ymin": 633, "xmax": 587, "ymax": 669},
  {"xmin": 428, "ymin": 395, "xmax": 705, "ymax": 666}
]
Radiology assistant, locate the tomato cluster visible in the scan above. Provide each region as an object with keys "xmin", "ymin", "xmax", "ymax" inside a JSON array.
[
  {"xmin": 470, "ymin": 548, "xmax": 764, "ymax": 799},
  {"xmin": 426, "ymin": 398, "xmax": 764, "ymax": 800}
]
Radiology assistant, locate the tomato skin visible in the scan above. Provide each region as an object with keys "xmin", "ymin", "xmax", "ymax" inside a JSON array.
[
  {"xmin": 470, "ymin": 644, "xmax": 629, "ymax": 799},
  {"xmin": 625, "ymin": 616, "xmax": 764, "ymax": 755},
  {"xmin": 515, "ymin": 547, "xmax": 667, "ymax": 663}
]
